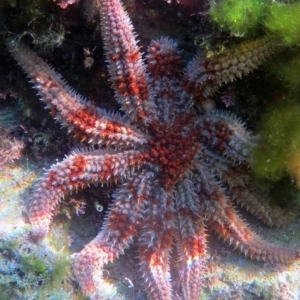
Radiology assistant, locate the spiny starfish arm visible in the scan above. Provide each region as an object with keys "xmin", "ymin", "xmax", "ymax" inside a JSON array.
[
  {"xmin": 146, "ymin": 37, "xmax": 185, "ymax": 122},
  {"xmin": 208, "ymin": 205, "xmax": 300, "ymax": 264},
  {"xmin": 29, "ymin": 149, "xmax": 146, "ymax": 241},
  {"xmin": 98, "ymin": 0, "xmax": 158, "ymax": 126},
  {"xmin": 182, "ymin": 36, "xmax": 282, "ymax": 100},
  {"xmin": 199, "ymin": 177, "xmax": 300, "ymax": 264},
  {"xmin": 6, "ymin": 39, "xmax": 148, "ymax": 147},
  {"xmin": 175, "ymin": 178, "xmax": 207, "ymax": 300},
  {"xmin": 138, "ymin": 189, "xmax": 174, "ymax": 300},
  {"xmin": 73, "ymin": 170, "xmax": 154, "ymax": 299},
  {"xmin": 219, "ymin": 166, "xmax": 297, "ymax": 227},
  {"xmin": 232, "ymin": 187, "xmax": 297, "ymax": 228},
  {"xmin": 197, "ymin": 110, "xmax": 252, "ymax": 164}
]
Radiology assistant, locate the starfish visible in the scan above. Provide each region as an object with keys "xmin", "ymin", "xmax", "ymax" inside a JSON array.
[{"xmin": 6, "ymin": 0, "xmax": 300, "ymax": 299}]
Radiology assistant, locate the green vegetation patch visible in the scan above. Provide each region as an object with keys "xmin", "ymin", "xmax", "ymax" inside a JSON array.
[
  {"xmin": 20, "ymin": 254, "xmax": 48, "ymax": 275},
  {"xmin": 252, "ymin": 101, "xmax": 300, "ymax": 182},
  {"xmin": 209, "ymin": 0, "xmax": 267, "ymax": 36},
  {"xmin": 265, "ymin": 2, "xmax": 300, "ymax": 47}
]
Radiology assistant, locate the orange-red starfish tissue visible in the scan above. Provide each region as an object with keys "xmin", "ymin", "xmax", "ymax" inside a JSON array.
[{"xmin": 7, "ymin": 0, "xmax": 300, "ymax": 299}]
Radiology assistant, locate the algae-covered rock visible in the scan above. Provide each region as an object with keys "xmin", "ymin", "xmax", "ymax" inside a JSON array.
[
  {"xmin": 209, "ymin": 0, "xmax": 268, "ymax": 36},
  {"xmin": 252, "ymin": 101, "xmax": 300, "ymax": 186},
  {"xmin": 265, "ymin": 2, "xmax": 300, "ymax": 47}
]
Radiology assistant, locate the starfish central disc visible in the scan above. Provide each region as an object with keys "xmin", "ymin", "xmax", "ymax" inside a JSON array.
[{"xmin": 147, "ymin": 116, "xmax": 200, "ymax": 190}]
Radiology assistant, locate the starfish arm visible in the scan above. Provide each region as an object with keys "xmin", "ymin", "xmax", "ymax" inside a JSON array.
[
  {"xmin": 29, "ymin": 149, "xmax": 146, "ymax": 241},
  {"xmin": 98, "ymin": 0, "xmax": 157, "ymax": 126},
  {"xmin": 198, "ymin": 170, "xmax": 300, "ymax": 264},
  {"xmin": 182, "ymin": 36, "xmax": 282, "ymax": 100},
  {"xmin": 218, "ymin": 165, "xmax": 297, "ymax": 227},
  {"xmin": 138, "ymin": 188, "xmax": 174, "ymax": 300},
  {"xmin": 146, "ymin": 37, "xmax": 185, "ymax": 122},
  {"xmin": 175, "ymin": 178, "xmax": 207, "ymax": 300},
  {"xmin": 6, "ymin": 39, "xmax": 148, "ymax": 147},
  {"xmin": 73, "ymin": 170, "xmax": 154, "ymax": 299},
  {"xmin": 208, "ymin": 202, "xmax": 300, "ymax": 263},
  {"xmin": 197, "ymin": 110, "xmax": 253, "ymax": 164},
  {"xmin": 202, "ymin": 150, "xmax": 297, "ymax": 228}
]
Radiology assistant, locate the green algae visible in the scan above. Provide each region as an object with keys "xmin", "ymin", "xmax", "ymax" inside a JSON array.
[
  {"xmin": 48, "ymin": 254, "xmax": 71, "ymax": 289},
  {"xmin": 20, "ymin": 254, "xmax": 48, "ymax": 275},
  {"xmin": 251, "ymin": 101, "xmax": 300, "ymax": 183},
  {"xmin": 270, "ymin": 53, "xmax": 300, "ymax": 91},
  {"xmin": 1, "ymin": 0, "xmax": 65, "ymax": 49},
  {"xmin": 209, "ymin": 0, "xmax": 300, "ymax": 47},
  {"xmin": 264, "ymin": 2, "xmax": 300, "ymax": 47},
  {"xmin": 209, "ymin": 0, "xmax": 268, "ymax": 37}
]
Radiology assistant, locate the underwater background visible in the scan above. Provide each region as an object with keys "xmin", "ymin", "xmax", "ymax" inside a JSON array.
[{"xmin": 1, "ymin": 0, "xmax": 300, "ymax": 299}]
